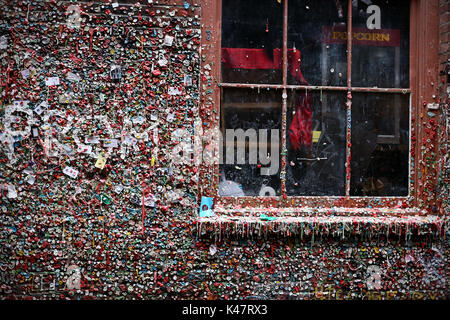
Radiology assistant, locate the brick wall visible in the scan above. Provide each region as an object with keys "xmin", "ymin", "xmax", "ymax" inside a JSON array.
[
  {"xmin": 438, "ymin": 0, "xmax": 449, "ymax": 213},
  {"xmin": 440, "ymin": 0, "xmax": 450, "ymax": 97}
]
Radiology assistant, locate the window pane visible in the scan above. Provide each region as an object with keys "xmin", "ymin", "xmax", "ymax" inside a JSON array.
[
  {"xmin": 220, "ymin": 89, "xmax": 281, "ymax": 197},
  {"xmin": 221, "ymin": 0, "xmax": 283, "ymax": 84},
  {"xmin": 286, "ymin": 91, "xmax": 347, "ymax": 196},
  {"xmin": 288, "ymin": 0, "xmax": 348, "ymax": 86},
  {"xmin": 350, "ymin": 93, "xmax": 410, "ymax": 196},
  {"xmin": 351, "ymin": 0, "xmax": 410, "ymax": 88}
]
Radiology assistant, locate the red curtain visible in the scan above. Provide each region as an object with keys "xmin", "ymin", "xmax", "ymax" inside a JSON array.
[{"xmin": 221, "ymin": 48, "xmax": 312, "ymax": 149}]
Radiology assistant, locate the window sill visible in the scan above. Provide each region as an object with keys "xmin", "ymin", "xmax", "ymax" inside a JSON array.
[
  {"xmin": 196, "ymin": 207, "xmax": 447, "ymax": 239},
  {"xmin": 211, "ymin": 206, "xmax": 426, "ymax": 217}
]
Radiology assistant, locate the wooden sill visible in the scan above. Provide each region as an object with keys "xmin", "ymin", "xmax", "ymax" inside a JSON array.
[
  {"xmin": 210, "ymin": 206, "xmax": 426, "ymax": 216},
  {"xmin": 196, "ymin": 208, "xmax": 447, "ymax": 238},
  {"xmin": 198, "ymin": 213, "xmax": 443, "ymax": 225}
]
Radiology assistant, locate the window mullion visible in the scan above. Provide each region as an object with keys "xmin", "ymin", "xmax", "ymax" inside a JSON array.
[
  {"xmin": 281, "ymin": 0, "xmax": 289, "ymax": 197},
  {"xmin": 220, "ymin": 83, "xmax": 411, "ymax": 94},
  {"xmin": 347, "ymin": 0, "xmax": 352, "ymax": 89},
  {"xmin": 282, "ymin": 0, "xmax": 288, "ymax": 87},
  {"xmin": 345, "ymin": 0, "xmax": 353, "ymax": 197}
]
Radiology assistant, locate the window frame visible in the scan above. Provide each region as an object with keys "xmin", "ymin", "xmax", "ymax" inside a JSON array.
[{"xmin": 199, "ymin": 0, "xmax": 440, "ymax": 215}]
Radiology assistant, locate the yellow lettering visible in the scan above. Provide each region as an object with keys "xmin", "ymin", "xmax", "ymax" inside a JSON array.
[
  {"xmin": 412, "ymin": 292, "xmax": 425, "ymax": 300},
  {"xmin": 344, "ymin": 290, "xmax": 352, "ymax": 300},
  {"xmin": 376, "ymin": 33, "xmax": 383, "ymax": 41},
  {"xmin": 381, "ymin": 33, "xmax": 390, "ymax": 42},
  {"xmin": 314, "ymin": 286, "xmax": 326, "ymax": 300},
  {"xmin": 335, "ymin": 289, "xmax": 343, "ymax": 300},
  {"xmin": 362, "ymin": 290, "xmax": 370, "ymax": 300},
  {"xmin": 339, "ymin": 32, "xmax": 347, "ymax": 40},
  {"xmin": 428, "ymin": 292, "xmax": 439, "ymax": 300},
  {"xmin": 327, "ymin": 285, "xmax": 333, "ymax": 300},
  {"xmin": 370, "ymin": 291, "xmax": 382, "ymax": 300},
  {"xmin": 387, "ymin": 290, "xmax": 397, "ymax": 300}
]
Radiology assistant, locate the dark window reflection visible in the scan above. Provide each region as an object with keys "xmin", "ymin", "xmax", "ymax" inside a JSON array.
[
  {"xmin": 219, "ymin": 0, "xmax": 411, "ymax": 198},
  {"xmin": 350, "ymin": 93, "xmax": 410, "ymax": 196},
  {"xmin": 286, "ymin": 92, "xmax": 347, "ymax": 196},
  {"xmin": 220, "ymin": 89, "xmax": 281, "ymax": 196},
  {"xmin": 352, "ymin": 0, "xmax": 410, "ymax": 88},
  {"xmin": 288, "ymin": 0, "xmax": 348, "ymax": 86},
  {"xmin": 221, "ymin": 0, "xmax": 283, "ymax": 84}
]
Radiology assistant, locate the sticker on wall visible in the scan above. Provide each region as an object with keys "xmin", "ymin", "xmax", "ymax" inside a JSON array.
[
  {"xmin": 366, "ymin": 265, "xmax": 382, "ymax": 290},
  {"xmin": 45, "ymin": 77, "xmax": 60, "ymax": 86},
  {"xmin": 95, "ymin": 152, "xmax": 108, "ymax": 170},
  {"xmin": 164, "ymin": 35, "xmax": 174, "ymax": 46},
  {"xmin": 199, "ymin": 196, "xmax": 214, "ymax": 217},
  {"xmin": 33, "ymin": 101, "xmax": 47, "ymax": 115},
  {"xmin": 6, "ymin": 185, "xmax": 17, "ymax": 199},
  {"xmin": 66, "ymin": 5, "xmax": 81, "ymax": 29},
  {"xmin": 0, "ymin": 35, "xmax": 7, "ymax": 50},
  {"xmin": 66, "ymin": 265, "xmax": 81, "ymax": 290},
  {"xmin": 77, "ymin": 144, "xmax": 92, "ymax": 154},
  {"xmin": 209, "ymin": 244, "xmax": 217, "ymax": 256},
  {"xmin": 184, "ymin": 75, "xmax": 192, "ymax": 87},
  {"xmin": 144, "ymin": 194, "xmax": 156, "ymax": 207},
  {"xmin": 63, "ymin": 166, "xmax": 79, "ymax": 179},
  {"xmin": 110, "ymin": 65, "xmax": 122, "ymax": 80}
]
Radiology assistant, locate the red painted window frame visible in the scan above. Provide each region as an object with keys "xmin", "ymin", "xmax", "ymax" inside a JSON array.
[{"xmin": 198, "ymin": 0, "xmax": 441, "ymax": 216}]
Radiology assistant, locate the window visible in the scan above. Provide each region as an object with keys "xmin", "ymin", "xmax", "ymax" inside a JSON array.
[{"xmin": 200, "ymin": 0, "xmax": 439, "ymax": 212}]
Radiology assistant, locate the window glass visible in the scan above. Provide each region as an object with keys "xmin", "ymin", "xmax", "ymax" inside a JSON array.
[
  {"xmin": 220, "ymin": 89, "xmax": 281, "ymax": 196},
  {"xmin": 288, "ymin": 0, "xmax": 348, "ymax": 86},
  {"xmin": 350, "ymin": 93, "xmax": 410, "ymax": 196},
  {"xmin": 218, "ymin": 0, "xmax": 411, "ymax": 200},
  {"xmin": 221, "ymin": 0, "xmax": 283, "ymax": 84},
  {"xmin": 351, "ymin": 0, "xmax": 410, "ymax": 88},
  {"xmin": 286, "ymin": 91, "xmax": 347, "ymax": 196}
]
